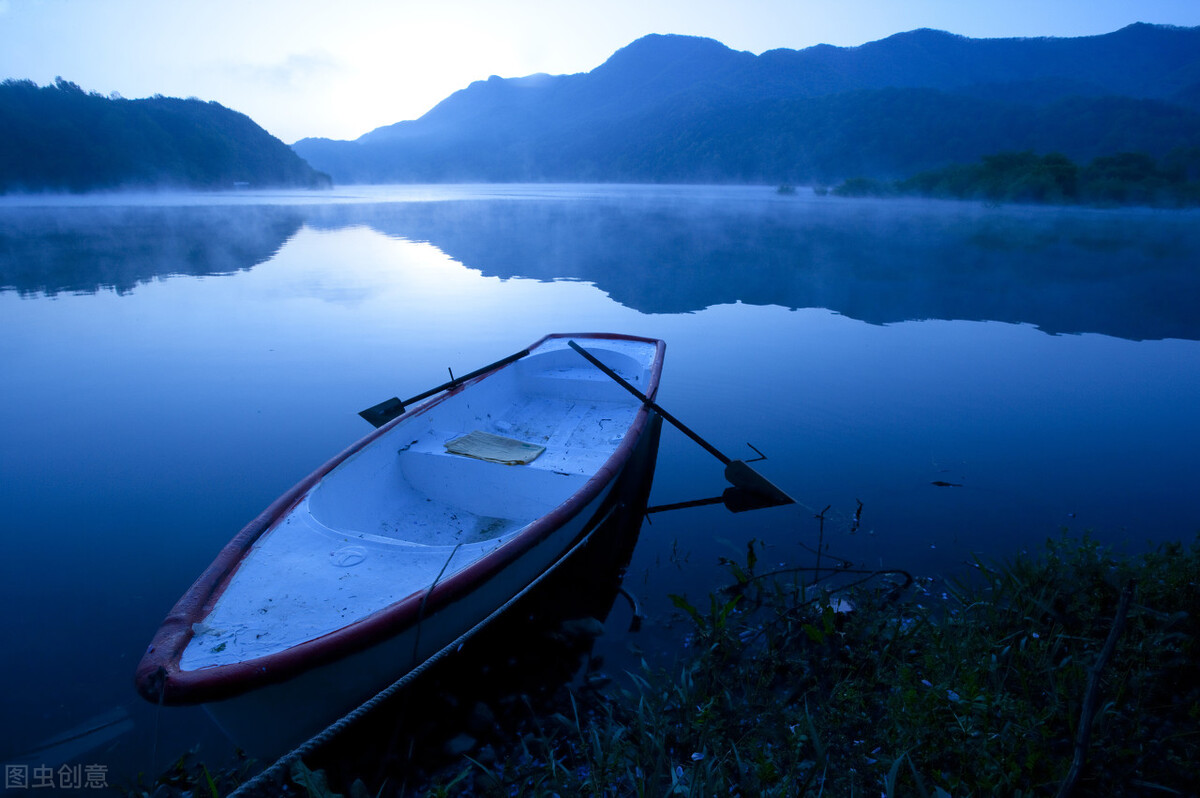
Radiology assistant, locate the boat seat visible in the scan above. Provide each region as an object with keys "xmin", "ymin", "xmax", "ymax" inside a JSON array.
[
  {"xmin": 516, "ymin": 348, "xmax": 649, "ymax": 403},
  {"xmin": 397, "ymin": 448, "xmax": 588, "ymax": 522}
]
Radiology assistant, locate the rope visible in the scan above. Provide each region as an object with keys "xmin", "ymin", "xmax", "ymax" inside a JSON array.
[
  {"xmin": 413, "ymin": 542, "xmax": 465, "ymax": 664},
  {"xmin": 150, "ymin": 666, "xmax": 167, "ymax": 778},
  {"xmin": 228, "ymin": 500, "xmax": 622, "ymax": 797}
]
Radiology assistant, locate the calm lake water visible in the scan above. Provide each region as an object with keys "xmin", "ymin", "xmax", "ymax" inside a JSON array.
[{"xmin": 2, "ymin": 184, "xmax": 1199, "ymax": 783}]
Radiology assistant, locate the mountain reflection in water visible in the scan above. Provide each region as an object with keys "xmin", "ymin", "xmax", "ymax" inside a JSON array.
[
  {"xmin": 4, "ymin": 191, "xmax": 1198, "ymax": 341},
  {"xmin": 0, "ymin": 204, "xmax": 305, "ymax": 296}
]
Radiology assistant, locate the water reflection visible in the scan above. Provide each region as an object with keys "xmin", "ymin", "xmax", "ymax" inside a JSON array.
[
  {"xmin": 0, "ymin": 205, "xmax": 303, "ymax": 296},
  {"xmin": 4, "ymin": 193, "xmax": 1198, "ymax": 341},
  {"xmin": 305, "ymin": 197, "xmax": 1200, "ymax": 341}
]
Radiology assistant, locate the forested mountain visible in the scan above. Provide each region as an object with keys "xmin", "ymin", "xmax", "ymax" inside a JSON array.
[
  {"xmin": 0, "ymin": 78, "xmax": 330, "ymax": 193},
  {"xmin": 293, "ymin": 24, "xmax": 1200, "ymax": 184}
]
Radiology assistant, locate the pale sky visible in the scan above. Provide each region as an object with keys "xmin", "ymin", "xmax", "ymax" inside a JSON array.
[{"xmin": 2, "ymin": 0, "xmax": 1199, "ymax": 144}]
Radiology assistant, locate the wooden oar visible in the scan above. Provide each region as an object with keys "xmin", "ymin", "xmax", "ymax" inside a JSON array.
[
  {"xmin": 568, "ymin": 340, "xmax": 795, "ymax": 509},
  {"xmin": 358, "ymin": 348, "xmax": 532, "ymax": 428}
]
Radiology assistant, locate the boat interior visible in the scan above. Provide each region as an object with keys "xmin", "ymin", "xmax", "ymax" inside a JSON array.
[
  {"xmin": 306, "ymin": 342, "xmax": 652, "ymax": 548},
  {"xmin": 178, "ymin": 339, "xmax": 659, "ymax": 671}
]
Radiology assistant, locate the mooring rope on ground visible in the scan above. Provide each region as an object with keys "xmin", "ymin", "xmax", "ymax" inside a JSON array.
[{"xmin": 227, "ymin": 501, "xmax": 622, "ymax": 797}]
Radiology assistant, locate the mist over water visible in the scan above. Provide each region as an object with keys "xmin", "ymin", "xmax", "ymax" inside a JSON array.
[
  {"xmin": 2, "ymin": 185, "xmax": 1198, "ymax": 780},
  {"xmin": 8, "ymin": 186, "xmax": 1199, "ymax": 338}
]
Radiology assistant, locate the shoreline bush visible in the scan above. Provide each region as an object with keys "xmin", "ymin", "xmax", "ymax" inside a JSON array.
[
  {"xmin": 433, "ymin": 532, "xmax": 1200, "ymax": 796},
  {"xmin": 834, "ymin": 149, "xmax": 1200, "ymax": 207}
]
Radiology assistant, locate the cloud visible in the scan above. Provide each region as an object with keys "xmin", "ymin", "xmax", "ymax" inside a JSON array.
[{"xmin": 223, "ymin": 50, "xmax": 343, "ymax": 90}]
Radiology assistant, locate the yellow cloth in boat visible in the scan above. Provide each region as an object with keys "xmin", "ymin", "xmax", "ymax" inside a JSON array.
[{"xmin": 444, "ymin": 430, "xmax": 546, "ymax": 465}]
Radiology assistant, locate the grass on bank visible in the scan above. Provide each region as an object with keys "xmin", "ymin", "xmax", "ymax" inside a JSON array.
[
  {"xmin": 428, "ymin": 532, "xmax": 1199, "ymax": 797},
  {"xmin": 128, "ymin": 531, "xmax": 1200, "ymax": 797}
]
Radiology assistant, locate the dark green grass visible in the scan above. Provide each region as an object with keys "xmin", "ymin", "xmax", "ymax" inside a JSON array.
[{"xmin": 437, "ymin": 533, "xmax": 1200, "ymax": 797}]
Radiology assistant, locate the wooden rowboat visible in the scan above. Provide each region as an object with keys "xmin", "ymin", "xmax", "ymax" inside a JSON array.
[{"xmin": 134, "ymin": 333, "xmax": 665, "ymax": 755}]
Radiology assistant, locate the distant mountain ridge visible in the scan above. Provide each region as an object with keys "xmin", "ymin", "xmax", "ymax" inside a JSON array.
[
  {"xmin": 293, "ymin": 24, "xmax": 1200, "ymax": 184},
  {"xmin": 0, "ymin": 78, "xmax": 330, "ymax": 193}
]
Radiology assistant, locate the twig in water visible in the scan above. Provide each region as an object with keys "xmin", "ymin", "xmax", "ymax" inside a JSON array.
[
  {"xmin": 812, "ymin": 505, "xmax": 831, "ymax": 589},
  {"xmin": 1056, "ymin": 578, "xmax": 1135, "ymax": 798}
]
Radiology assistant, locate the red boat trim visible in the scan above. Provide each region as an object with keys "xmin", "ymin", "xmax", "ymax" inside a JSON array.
[{"xmin": 135, "ymin": 333, "xmax": 665, "ymax": 705}]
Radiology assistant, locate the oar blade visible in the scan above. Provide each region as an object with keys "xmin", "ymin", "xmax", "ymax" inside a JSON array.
[
  {"xmin": 724, "ymin": 460, "xmax": 795, "ymax": 509},
  {"xmin": 358, "ymin": 396, "xmax": 405, "ymax": 428},
  {"xmin": 359, "ymin": 347, "xmax": 533, "ymax": 428},
  {"xmin": 719, "ymin": 487, "xmax": 784, "ymax": 514}
]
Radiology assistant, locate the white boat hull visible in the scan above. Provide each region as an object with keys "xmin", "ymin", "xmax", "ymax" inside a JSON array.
[
  {"xmin": 204, "ymin": 446, "xmax": 642, "ymax": 756},
  {"xmin": 136, "ymin": 333, "xmax": 665, "ymax": 757}
]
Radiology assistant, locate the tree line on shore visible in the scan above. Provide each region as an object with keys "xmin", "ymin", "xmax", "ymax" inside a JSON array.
[{"xmin": 830, "ymin": 149, "xmax": 1200, "ymax": 206}]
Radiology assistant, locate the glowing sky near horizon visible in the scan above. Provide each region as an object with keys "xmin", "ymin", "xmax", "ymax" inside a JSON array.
[{"xmin": 2, "ymin": 0, "xmax": 1199, "ymax": 144}]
